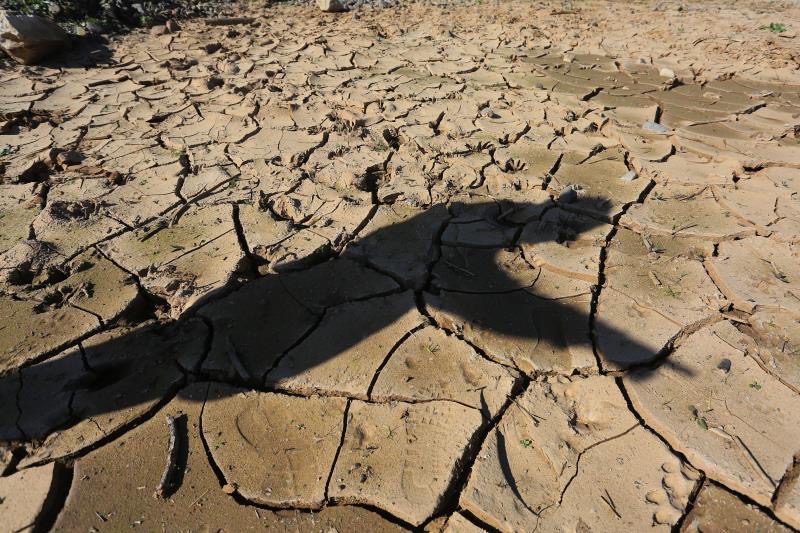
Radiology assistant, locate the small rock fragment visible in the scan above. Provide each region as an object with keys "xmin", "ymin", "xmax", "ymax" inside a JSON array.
[
  {"xmin": 659, "ymin": 67, "xmax": 676, "ymax": 78},
  {"xmin": 643, "ymin": 121, "xmax": 670, "ymax": 134},
  {"xmin": 558, "ymin": 184, "xmax": 578, "ymax": 203},
  {"xmin": 776, "ymin": 462, "xmax": 800, "ymax": 530},
  {"xmin": 203, "ymin": 42, "xmax": 221, "ymax": 53},
  {"xmin": 55, "ymin": 150, "xmax": 83, "ymax": 166},
  {"xmin": 0, "ymin": 446, "xmax": 15, "ymax": 474}
]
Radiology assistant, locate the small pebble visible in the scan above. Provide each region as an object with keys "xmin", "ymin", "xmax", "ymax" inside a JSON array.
[
  {"xmin": 659, "ymin": 67, "xmax": 676, "ymax": 78},
  {"xmin": 85, "ymin": 21, "xmax": 104, "ymax": 34},
  {"xmin": 643, "ymin": 121, "xmax": 669, "ymax": 134},
  {"xmin": 559, "ymin": 185, "xmax": 578, "ymax": 204}
]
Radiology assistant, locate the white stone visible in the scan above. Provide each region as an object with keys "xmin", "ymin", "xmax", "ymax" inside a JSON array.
[
  {"xmin": 0, "ymin": 11, "xmax": 69, "ymax": 65},
  {"xmin": 317, "ymin": 0, "xmax": 348, "ymax": 12}
]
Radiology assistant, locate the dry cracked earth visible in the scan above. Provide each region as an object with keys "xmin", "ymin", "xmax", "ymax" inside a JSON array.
[{"xmin": 1, "ymin": 0, "xmax": 800, "ymax": 531}]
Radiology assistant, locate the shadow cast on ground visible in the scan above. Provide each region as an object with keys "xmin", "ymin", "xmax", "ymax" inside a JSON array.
[{"xmin": 0, "ymin": 198, "xmax": 691, "ymax": 467}]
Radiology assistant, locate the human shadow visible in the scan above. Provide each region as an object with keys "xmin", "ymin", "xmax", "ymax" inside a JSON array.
[{"xmin": 0, "ymin": 198, "xmax": 691, "ymax": 460}]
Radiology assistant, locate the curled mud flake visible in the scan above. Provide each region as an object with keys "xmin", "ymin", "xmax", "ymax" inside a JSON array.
[
  {"xmin": 440, "ymin": 512, "xmax": 485, "ymax": 533},
  {"xmin": 775, "ymin": 454, "xmax": 800, "ymax": 530},
  {"xmin": 153, "ymin": 414, "xmax": 180, "ymax": 499}
]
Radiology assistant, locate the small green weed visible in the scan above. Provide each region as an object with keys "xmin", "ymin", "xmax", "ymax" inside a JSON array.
[
  {"xmin": 688, "ymin": 405, "xmax": 708, "ymax": 430},
  {"xmin": 762, "ymin": 22, "xmax": 787, "ymax": 33}
]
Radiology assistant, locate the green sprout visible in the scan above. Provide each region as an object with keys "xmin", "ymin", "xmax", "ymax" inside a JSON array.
[
  {"xmin": 762, "ymin": 22, "xmax": 786, "ymax": 33},
  {"xmin": 688, "ymin": 405, "xmax": 708, "ymax": 430}
]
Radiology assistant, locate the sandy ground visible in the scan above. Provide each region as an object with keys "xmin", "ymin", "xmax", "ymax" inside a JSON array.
[{"xmin": 1, "ymin": 0, "xmax": 800, "ymax": 531}]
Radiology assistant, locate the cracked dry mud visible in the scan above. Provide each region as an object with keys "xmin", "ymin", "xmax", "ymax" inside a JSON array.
[{"xmin": 1, "ymin": 0, "xmax": 800, "ymax": 530}]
